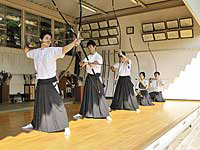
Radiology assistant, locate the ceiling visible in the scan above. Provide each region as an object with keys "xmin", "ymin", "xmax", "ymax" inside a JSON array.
[{"xmin": 26, "ymin": 0, "xmax": 184, "ymax": 19}]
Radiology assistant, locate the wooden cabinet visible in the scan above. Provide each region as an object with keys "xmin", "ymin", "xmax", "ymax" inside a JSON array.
[
  {"xmin": 24, "ymin": 84, "xmax": 35, "ymax": 101},
  {"xmin": 0, "ymin": 83, "xmax": 9, "ymax": 104},
  {"xmin": 74, "ymin": 86, "xmax": 83, "ymax": 103}
]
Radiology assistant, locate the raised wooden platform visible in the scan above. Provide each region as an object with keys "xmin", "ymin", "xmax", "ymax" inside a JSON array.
[{"xmin": 0, "ymin": 100, "xmax": 200, "ymax": 150}]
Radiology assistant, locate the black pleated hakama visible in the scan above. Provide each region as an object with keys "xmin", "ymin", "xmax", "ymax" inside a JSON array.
[
  {"xmin": 111, "ymin": 76, "xmax": 139, "ymax": 111},
  {"xmin": 149, "ymin": 91, "xmax": 165, "ymax": 102},
  {"xmin": 136, "ymin": 82, "xmax": 154, "ymax": 106},
  {"xmin": 79, "ymin": 73, "xmax": 110, "ymax": 118},
  {"xmin": 32, "ymin": 77, "xmax": 69, "ymax": 132}
]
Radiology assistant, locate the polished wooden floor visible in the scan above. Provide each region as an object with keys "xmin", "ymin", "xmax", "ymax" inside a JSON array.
[{"xmin": 0, "ymin": 100, "xmax": 200, "ymax": 150}]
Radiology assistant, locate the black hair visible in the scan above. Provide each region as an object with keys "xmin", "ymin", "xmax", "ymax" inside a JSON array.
[
  {"xmin": 139, "ymin": 72, "xmax": 146, "ymax": 78},
  {"xmin": 118, "ymin": 51, "xmax": 126, "ymax": 57},
  {"xmin": 87, "ymin": 40, "xmax": 96, "ymax": 47},
  {"xmin": 40, "ymin": 31, "xmax": 52, "ymax": 40},
  {"xmin": 154, "ymin": 71, "xmax": 160, "ymax": 75}
]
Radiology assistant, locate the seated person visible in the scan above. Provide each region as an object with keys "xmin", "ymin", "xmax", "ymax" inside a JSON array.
[
  {"xmin": 148, "ymin": 71, "xmax": 165, "ymax": 102},
  {"xmin": 135, "ymin": 72, "xmax": 154, "ymax": 106}
]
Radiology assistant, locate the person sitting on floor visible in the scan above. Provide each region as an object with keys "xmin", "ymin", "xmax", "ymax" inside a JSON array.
[
  {"xmin": 148, "ymin": 71, "xmax": 165, "ymax": 102},
  {"xmin": 135, "ymin": 72, "xmax": 154, "ymax": 106}
]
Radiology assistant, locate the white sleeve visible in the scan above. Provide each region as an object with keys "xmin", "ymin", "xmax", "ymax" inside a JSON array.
[
  {"xmin": 96, "ymin": 54, "xmax": 103, "ymax": 64},
  {"xmin": 152, "ymin": 80, "xmax": 157, "ymax": 88},
  {"xmin": 83, "ymin": 57, "xmax": 88, "ymax": 63},
  {"xmin": 144, "ymin": 80, "xmax": 149, "ymax": 88},
  {"xmin": 127, "ymin": 59, "xmax": 131, "ymax": 68},
  {"xmin": 128, "ymin": 59, "xmax": 131, "ymax": 65},
  {"xmin": 135, "ymin": 81, "xmax": 139, "ymax": 90},
  {"xmin": 113, "ymin": 63, "xmax": 119, "ymax": 69},
  {"xmin": 26, "ymin": 49, "xmax": 35, "ymax": 59},
  {"xmin": 52, "ymin": 47, "xmax": 65, "ymax": 59}
]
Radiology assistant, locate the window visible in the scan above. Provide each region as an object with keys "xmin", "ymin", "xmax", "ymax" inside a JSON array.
[
  {"xmin": 65, "ymin": 26, "xmax": 73, "ymax": 45},
  {"xmin": 0, "ymin": 4, "xmax": 6, "ymax": 46},
  {"xmin": 25, "ymin": 12, "xmax": 40, "ymax": 47},
  {"xmin": 0, "ymin": 5, "xmax": 22, "ymax": 48},
  {"xmin": 40, "ymin": 17, "xmax": 51, "ymax": 33},
  {"xmin": 54, "ymin": 21, "xmax": 66, "ymax": 47},
  {"xmin": 54, "ymin": 21, "xmax": 73, "ymax": 55},
  {"xmin": 6, "ymin": 6, "xmax": 22, "ymax": 48},
  {"xmin": 0, "ymin": 4, "xmax": 75, "ymax": 50}
]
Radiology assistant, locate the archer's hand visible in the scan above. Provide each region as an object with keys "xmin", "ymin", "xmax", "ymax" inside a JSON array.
[
  {"xmin": 93, "ymin": 61, "xmax": 99, "ymax": 65},
  {"xmin": 118, "ymin": 50, "xmax": 122, "ymax": 56},
  {"xmin": 24, "ymin": 43, "xmax": 35, "ymax": 54},
  {"xmin": 26, "ymin": 42, "xmax": 35, "ymax": 49},
  {"xmin": 73, "ymin": 38, "xmax": 81, "ymax": 47},
  {"xmin": 80, "ymin": 61, "xmax": 87, "ymax": 68},
  {"xmin": 88, "ymin": 63, "xmax": 95, "ymax": 67},
  {"xmin": 111, "ymin": 66, "xmax": 116, "ymax": 72},
  {"xmin": 139, "ymin": 79, "xmax": 144, "ymax": 83},
  {"xmin": 79, "ymin": 61, "xmax": 84, "ymax": 67}
]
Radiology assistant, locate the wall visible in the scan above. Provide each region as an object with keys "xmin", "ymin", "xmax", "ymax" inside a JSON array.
[
  {"xmin": 94, "ymin": 6, "xmax": 200, "ymax": 98},
  {"xmin": 183, "ymin": 0, "xmax": 200, "ymax": 26},
  {"xmin": 0, "ymin": 46, "xmax": 74, "ymax": 94}
]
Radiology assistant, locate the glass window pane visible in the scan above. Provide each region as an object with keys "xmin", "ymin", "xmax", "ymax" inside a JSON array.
[
  {"xmin": 6, "ymin": 6, "xmax": 22, "ymax": 48},
  {"xmin": 25, "ymin": 12, "xmax": 40, "ymax": 47},
  {"xmin": 65, "ymin": 26, "xmax": 74, "ymax": 55},
  {"xmin": 54, "ymin": 21, "xmax": 74, "ymax": 55},
  {"xmin": 65, "ymin": 28, "xmax": 73, "ymax": 45},
  {"xmin": 0, "ymin": 30, "xmax": 6, "ymax": 46},
  {"xmin": 0, "ymin": 4, "xmax": 6, "ymax": 46},
  {"xmin": 54, "ymin": 21, "xmax": 66, "ymax": 47},
  {"xmin": 0, "ymin": 4, "xmax": 6, "ymax": 28},
  {"xmin": 40, "ymin": 17, "xmax": 51, "ymax": 33},
  {"xmin": 25, "ymin": 13, "xmax": 39, "ymax": 35}
]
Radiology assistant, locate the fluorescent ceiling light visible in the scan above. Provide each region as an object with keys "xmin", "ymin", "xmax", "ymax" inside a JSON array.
[
  {"xmin": 75, "ymin": 0, "xmax": 107, "ymax": 15},
  {"xmin": 130, "ymin": 0, "xmax": 147, "ymax": 8},
  {"xmin": 82, "ymin": 4, "xmax": 97, "ymax": 13},
  {"xmin": 130, "ymin": 0, "xmax": 138, "ymax": 4}
]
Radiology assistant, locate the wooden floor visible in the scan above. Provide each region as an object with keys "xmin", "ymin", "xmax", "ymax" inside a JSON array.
[{"xmin": 0, "ymin": 100, "xmax": 200, "ymax": 150}]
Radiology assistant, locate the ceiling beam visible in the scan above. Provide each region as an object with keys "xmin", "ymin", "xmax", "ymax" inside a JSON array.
[
  {"xmin": 137, "ymin": 0, "xmax": 147, "ymax": 8},
  {"xmin": 78, "ymin": 0, "xmax": 184, "ymax": 24},
  {"xmin": 1, "ymin": 0, "xmax": 76, "ymax": 25},
  {"xmin": 130, "ymin": 0, "xmax": 147, "ymax": 8},
  {"xmin": 74, "ymin": 0, "xmax": 107, "ymax": 15},
  {"xmin": 81, "ymin": 1, "xmax": 107, "ymax": 15}
]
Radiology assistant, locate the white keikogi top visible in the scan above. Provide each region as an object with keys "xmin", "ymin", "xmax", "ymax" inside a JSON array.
[
  {"xmin": 113, "ymin": 60, "xmax": 132, "ymax": 76},
  {"xmin": 148, "ymin": 79, "xmax": 164, "ymax": 92},
  {"xmin": 26, "ymin": 47, "xmax": 65, "ymax": 79},
  {"xmin": 136, "ymin": 80, "xmax": 148, "ymax": 91},
  {"xmin": 83, "ymin": 52, "xmax": 103, "ymax": 74}
]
